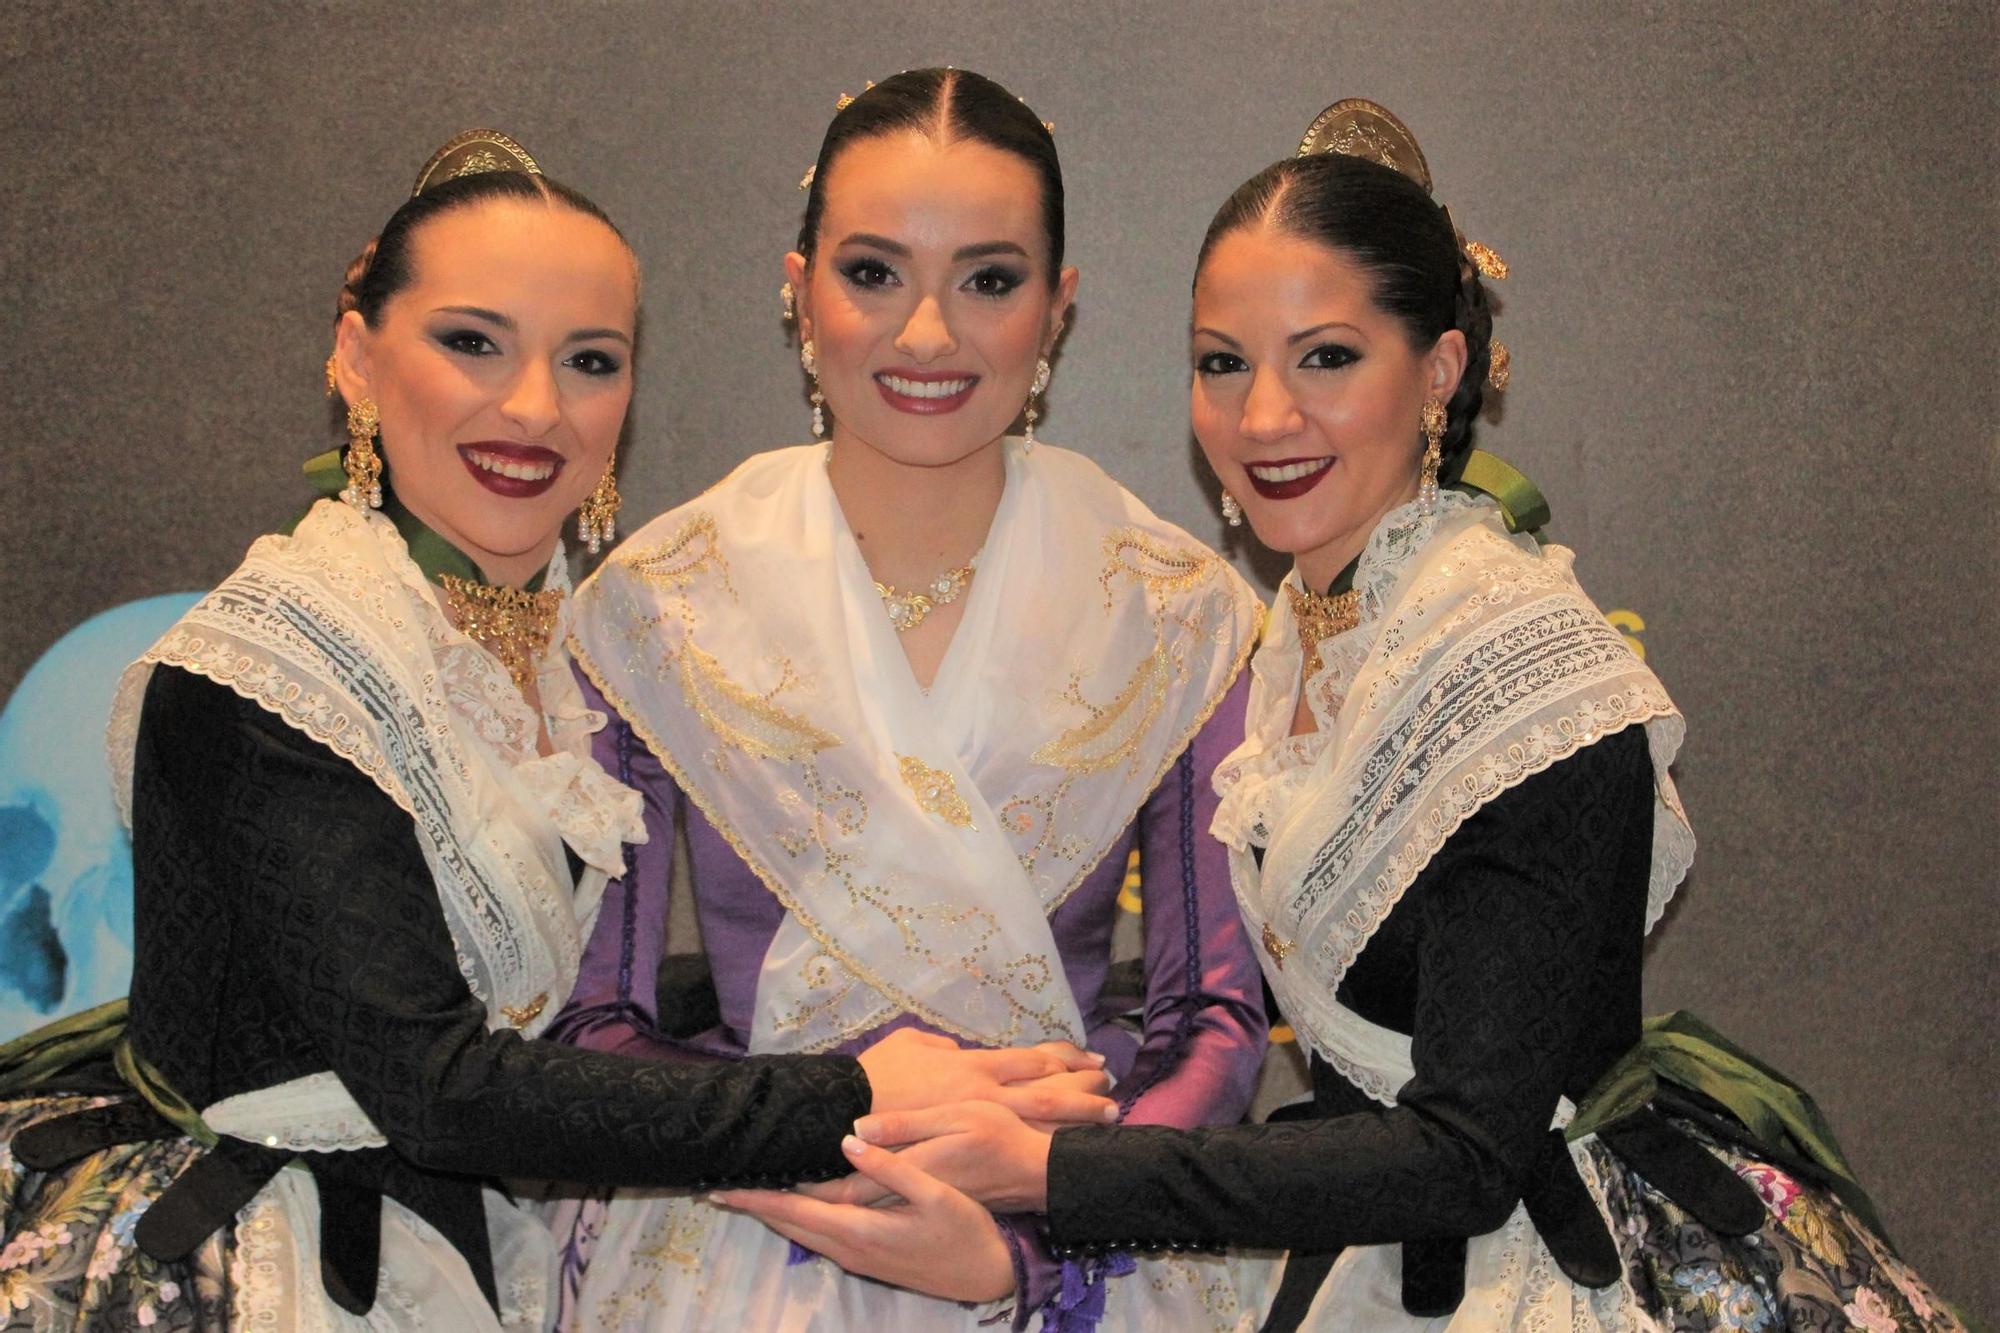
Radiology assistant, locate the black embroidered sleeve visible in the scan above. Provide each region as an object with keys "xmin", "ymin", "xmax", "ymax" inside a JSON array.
[
  {"xmin": 1044, "ymin": 727, "xmax": 1655, "ymax": 1252},
  {"xmin": 127, "ymin": 667, "xmax": 868, "ymax": 1190}
]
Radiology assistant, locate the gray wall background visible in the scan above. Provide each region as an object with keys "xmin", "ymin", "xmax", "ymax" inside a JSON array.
[{"xmin": 3, "ymin": 0, "xmax": 1993, "ymax": 1317}]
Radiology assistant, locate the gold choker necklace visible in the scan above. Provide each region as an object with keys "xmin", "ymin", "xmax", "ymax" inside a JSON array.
[
  {"xmin": 438, "ymin": 575, "xmax": 563, "ymax": 693},
  {"xmin": 1286, "ymin": 581, "xmax": 1361, "ymax": 681},
  {"xmin": 876, "ymin": 555, "xmax": 978, "ymax": 632}
]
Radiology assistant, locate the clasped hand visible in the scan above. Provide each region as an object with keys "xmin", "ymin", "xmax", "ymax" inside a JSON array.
[{"xmin": 712, "ymin": 1030, "xmax": 1086, "ymax": 1303}]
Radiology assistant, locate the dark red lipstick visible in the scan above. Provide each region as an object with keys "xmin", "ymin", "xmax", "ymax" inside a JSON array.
[
  {"xmin": 1243, "ymin": 456, "xmax": 1336, "ymax": 501},
  {"xmin": 457, "ymin": 442, "xmax": 565, "ymax": 499}
]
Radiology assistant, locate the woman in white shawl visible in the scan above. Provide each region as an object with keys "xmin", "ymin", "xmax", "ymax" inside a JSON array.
[{"xmin": 553, "ymin": 69, "xmax": 1278, "ymax": 1331}]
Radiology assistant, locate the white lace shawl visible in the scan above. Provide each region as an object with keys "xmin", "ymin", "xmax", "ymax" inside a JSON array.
[
  {"xmin": 104, "ymin": 498, "xmax": 645, "ymax": 1149},
  {"xmin": 1214, "ymin": 493, "xmax": 1695, "ymax": 1105}
]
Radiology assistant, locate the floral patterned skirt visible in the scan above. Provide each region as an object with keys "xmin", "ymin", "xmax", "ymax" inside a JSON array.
[
  {"xmin": 1601, "ymin": 1120, "xmax": 1961, "ymax": 1332},
  {"xmin": 0, "ymin": 1093, "xmax": 233, "ymax": 1331}
]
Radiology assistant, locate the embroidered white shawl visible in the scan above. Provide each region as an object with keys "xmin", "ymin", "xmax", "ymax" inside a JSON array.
[
  {"xmin": 569, "ymin": 441, "xmax": 1258, "ymax": 1053},
  {"xmin": 1213, "ymin": 492, "xmax": 1696, "ymax": 1104},
  {"xmin": 104, "ymin": 497, "xmax": 645, "ymax": 1150}
]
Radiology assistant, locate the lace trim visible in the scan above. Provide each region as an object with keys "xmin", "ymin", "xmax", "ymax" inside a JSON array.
[
  {"xmin": 108, "ymin": 500, "xmax": 641, "ymax": 1067},
  {"xmin": 1574, "ymin": 1140, "xmax": 1671, "ymax": 1333},
  {"xmin": 203, "ymin": 1071, "xmax": 388, "ymax": 1153},
  {"xmin": 1323, "ymin": 702, "xmax": 1681, "ymax": 992},
  {"xmin": 228, "ymin": 1179, "xmax": 290, "ymax": 1329},
  {"xmin": 1232, "ymin": 500, "xmax": 1696, "ymax": 1081}
]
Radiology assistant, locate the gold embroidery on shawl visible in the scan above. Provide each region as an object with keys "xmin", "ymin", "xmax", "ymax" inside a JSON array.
[
  {"xmin": 677, "ymin": 642, "xmax": 837, "ymax": 765},
  {"xmin": 997, "ymin": 524, "xmax": 1253, "ymax": 887},
  {"xmin": 567, "ymin": 474, "xmax": 1261, "ymax": 1053},
  {"xmin": 1032, "ymin": 648, "xmax": 1171, "ymax": 777},
  {"xmin": 623, "ymin": 512, "xmax": 732, "ymax": 597},
  {"xmin": 761, "ymin": 762, "xmax": 1073, "ymax": 1046},
  {"xmin": 897, "ymin": 754, "xmax": 976, "ymax": 829},
  {"xmin": 1098, "ymin": 527, "xmax": 1216, "ymax": 606}
]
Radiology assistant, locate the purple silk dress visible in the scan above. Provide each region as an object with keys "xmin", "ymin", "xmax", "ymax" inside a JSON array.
[{"xmin": 551, "ymin": 668, "xmax": 1267, "ymax": 1325}]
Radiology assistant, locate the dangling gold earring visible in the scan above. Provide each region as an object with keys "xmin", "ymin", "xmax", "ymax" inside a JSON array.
[
  {"xmin": 343, "ymin": 398, "xmax": 383, "ymax": 510},
  {"xmin": 1022, "ymin": 357, "xmax": 1051, "ymax": 450},
  {"xmin": 578, "ymin": 460, "xmax": 621, "ymax": 555},
  {"xmin": 801, "ymin": 339, "xmax": 825, "ymax": 438},
  {"xmin": 323, "ymin": 354, "xmax": 339, "ymax": 398},
  {"xmin": 780, "ymin": 282, "xmax": 796, "ymax": 322},
  {"xmin": 1418, "ymin": 397, "xmax": 1447, "ymax": 515},
  {"xmin": 1220, "ymin": 490, "xmax": 1243, "ymax": 528}
]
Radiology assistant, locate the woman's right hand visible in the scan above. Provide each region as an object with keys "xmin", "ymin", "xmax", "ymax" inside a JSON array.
[
  {"xmin": 855, "ymin": 1028, "xmax": 1116, "ymax": 1124},
  {"xmin": 798, "ymin": 1100, "xmax": 1057, "ymax": 1213}
]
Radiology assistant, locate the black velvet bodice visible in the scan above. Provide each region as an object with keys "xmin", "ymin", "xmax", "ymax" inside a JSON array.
[
  {"xmin": 1046, "ymin": 727, "xmax": 1676, "ymax": 1315},
  {"xmin": 117, "ymin": 666, "xmax": 871, "ymax": 1308}
]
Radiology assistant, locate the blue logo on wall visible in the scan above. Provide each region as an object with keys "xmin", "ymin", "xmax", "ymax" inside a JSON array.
[{"xmin": 0, "ymin": 594, "xmax": 201, "ymax": 1039}]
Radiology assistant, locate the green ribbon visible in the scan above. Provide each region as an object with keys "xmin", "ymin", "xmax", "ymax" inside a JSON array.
[
  {"xmin": 0, "ymin": 998, "xmax": 217, "ymax": 1148},
  {"xmin": 295, "ymin": 448, "xmax": 544, "ymax": 592},
  {"xmin": 0, "ymin": 997, "xmax": 127, "ymax": 1095},
  {"xmin": 1568, "ymin": 1010, "xmax": 1885, "ymax": 1238},
  {"xmin": 1449, "ymin": 448, "xmax": 1551, "ymax": 536}
]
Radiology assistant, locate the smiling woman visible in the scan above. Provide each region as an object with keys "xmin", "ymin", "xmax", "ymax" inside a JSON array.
[{"xmin": 550, "ymin": 68, "xmax": 1280, "ymax": 1331}]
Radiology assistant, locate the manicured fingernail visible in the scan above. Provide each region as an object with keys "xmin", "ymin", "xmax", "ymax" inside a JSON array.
[
  {"xmin": 853, "ymin": 1117, "xmax": 880, "ymax": 1142},
  {"xmin": 842, "ymin": 1134, "xmax": 866, "ymax": 1157},
  {"xmin": 705, "ymin": 1191, "xmax": 729, "ymax": 1206},
  {"xmin": 1086, "ymin": 1051, "xmax": 1108, "ymax": 1066},
  {"xmin": 1100, "ymin": 1104, "xmax": 1120, "ymax": 1122}
]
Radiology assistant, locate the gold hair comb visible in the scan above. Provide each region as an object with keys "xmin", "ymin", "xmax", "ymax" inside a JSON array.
[{"xmin": 411, "ymin": 129, "xmax": 541, "ymax": 198}]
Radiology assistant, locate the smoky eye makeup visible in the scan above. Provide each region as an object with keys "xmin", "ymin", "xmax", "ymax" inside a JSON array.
[
  {"xmin": 565, "ymin": 348, "xmax": 625, "ymax": 376},
  {"xmin": 1194, "ymin": 349, "xmax": 1248, "ymax": 376},
  {"xmin": 1298, "ymin": 342, "xmax": 1361, "ymax": 371},
  {"xmin": 962, "ymin": 264, "xmax": 1027, "ymax": 297},
  {"xmin": 836, "ymin": 255, "xmax": 899, "ymax": 289},
  {"xmin": 435, "ymin": 328, "xmax": 500, "ymax": 357}
]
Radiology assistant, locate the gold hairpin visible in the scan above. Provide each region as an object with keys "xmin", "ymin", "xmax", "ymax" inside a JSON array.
[
  {"xmin": 834, "ymin": 80, "xmax": 876, "ymax": 112},
  {"xmin": 1463, "ymin": 239, "xmax": 1509, "ymax": 280}
]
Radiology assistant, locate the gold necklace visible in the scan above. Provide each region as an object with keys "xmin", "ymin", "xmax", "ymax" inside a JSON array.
[
  {"xmin": 438, "ymin": 575, "xmax": 563, "ymax": 693},
  {"xmin": 1286, "ymin": 581, "xmax": 1361, "ymax": 681},
  {"xmin": 876, "ymin": 555, "xmax": 978, "ymax": 632}
]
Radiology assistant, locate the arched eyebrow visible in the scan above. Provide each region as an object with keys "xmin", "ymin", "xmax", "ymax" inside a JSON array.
[
  {"xmin": 1191, "ymin": 322, "xmax": 1364, "ymax": 349},
  {"xmin": 1285, "ymin": 322, "xmax": 1362, "ymax": 344},
  {"xmin": 834, "ymin": 233, "xmax": 1030, "ymax": 262},
  {"xmin": 433, "ymin": 305, "xmax": 631, "ymax": 346}
]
